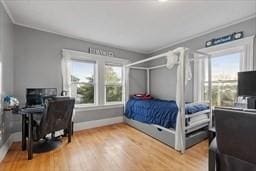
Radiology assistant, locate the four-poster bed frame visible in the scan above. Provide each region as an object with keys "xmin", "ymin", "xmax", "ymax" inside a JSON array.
[{"xmin": 124, "ymin": 47, "xmax": 212, "ymax": 153}]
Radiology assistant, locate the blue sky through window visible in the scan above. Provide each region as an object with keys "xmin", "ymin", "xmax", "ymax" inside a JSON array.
[
  {"xmin": 71, "ymin": 60, "xmax": 95, "ymax": 83},
  {"xmin": 211, "ymin": 52, "xmax": 240, "ymax": 81}
]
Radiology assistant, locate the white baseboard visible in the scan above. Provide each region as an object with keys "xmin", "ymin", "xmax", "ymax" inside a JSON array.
[
  {"xmin": 0, "ymin": 116, "xmax": 124, "ymax": 161},
  {"xmin": 0, "ymin": 132, "xmax": 21, "ymax": 161},
  {"xmin": 74, "ymin": 116, "xmax": 124, "ymax": 131}
]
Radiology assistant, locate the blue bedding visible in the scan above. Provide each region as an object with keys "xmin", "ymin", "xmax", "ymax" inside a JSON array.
[{"xmin": 125, "ymin": 98, "xmax": 209, "ymax": 129}]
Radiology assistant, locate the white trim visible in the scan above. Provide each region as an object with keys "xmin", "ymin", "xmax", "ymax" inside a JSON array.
[
  {"xmin": 199, "ymin": 35, "xmax": 254, "ymax": 71},
  {"xmin": 185, "ymin": 109, "xmax": 210, "ymax": 119},
  {"xmin": 62, "ymin": 49, "xmax": 129, "ymax": 64},
  {"xmin": 104, "ymin": 64, "xmax": 124, "ymax": 104},
  {"xmin": 75, "ymin": 104, "xmax": 123, "ymax": 112},
  {"xmin": 74, "ymin": 116, "xmax": 123, "ymax": 131},
  {"xmin": 146, "ymin": 69, "xmax": 150, "ymax": 94},
  {"xmin": 150, "ymin": 15, "xmax": 256, "ymax": 54},
  {"xmin": 0, "ymin": 0, "xmax": 15, "ymax": 23},
  {"xmin": 0, "ymin": 132, "xmax": 21, "ymax": 161},
  {"xmin": 62, "ymin": 49, "xmax": 128, "ymax": 108},
  {"xmin": 194, "ymin": 36, "xmax": 254, "ymax": 112},
  {"xmin": 14, "ymin": 22, "xmax": 148, "ymax": 54},
  {"xmin": 126, "ymin": 47, "xmax": 209, "ymax": 68}
]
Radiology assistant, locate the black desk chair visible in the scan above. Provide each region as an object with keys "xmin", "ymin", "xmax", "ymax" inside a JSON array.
[
  {"xmin": 209, "ymin": 108, "xmax": 256, "ymax": 171},
  {"xmin": 26, "ymin": 97, "xmax": 75, "ymax": 159}
]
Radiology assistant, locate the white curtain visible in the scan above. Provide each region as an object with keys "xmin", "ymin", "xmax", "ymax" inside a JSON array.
[
  {"xmin": 61, "ymin": 55, "xmax": 72, "ymax": 96},
  {"xmin": 174, "ymin": 48, "xmax": 189, "ymax": 152},
  {"xmin": 61, "ymin": 54, "xmax": 76, "ymax": 121},
  {"xmin": 193, "ymin": 55, "xmax": 206, "ymax": 102}
]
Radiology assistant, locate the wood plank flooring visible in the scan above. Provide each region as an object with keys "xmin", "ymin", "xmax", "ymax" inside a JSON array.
[{"xmin": 0, "ymin": 123, "xmax": 208, "ymax": 171}]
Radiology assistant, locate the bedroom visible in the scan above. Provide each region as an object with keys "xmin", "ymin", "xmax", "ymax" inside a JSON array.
[{"xmin": 0, "ymin": 0, "xmax": 256, "ymax": 170}]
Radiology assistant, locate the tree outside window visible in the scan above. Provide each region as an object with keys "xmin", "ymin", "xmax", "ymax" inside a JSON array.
[
  {"xmin": 105, "ymin": 65, "xmax": 123, "ymax": 103},
  {"xmin": 71, "ymin": 60, "xmax": 95, "ymax": 105},
  {"xmin": 204, "ymin": 53, "xmax": 240, "ymax": 107}
]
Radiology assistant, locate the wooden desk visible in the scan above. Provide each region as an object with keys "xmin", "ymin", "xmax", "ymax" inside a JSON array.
[{"xmin": 17, "ymin": 107, "xmax": 45, "ymax": 160}]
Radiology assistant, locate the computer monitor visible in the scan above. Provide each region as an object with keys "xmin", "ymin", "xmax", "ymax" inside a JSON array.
[
  {"xmin": 26, "ymin": 88, "xmax": 57, "ymax": 107},
  {"xmin": 238, "ymin": 71, "xmax": 256, "ymax": 97}
]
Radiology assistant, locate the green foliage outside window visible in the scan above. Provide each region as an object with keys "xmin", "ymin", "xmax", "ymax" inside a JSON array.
[
  {"xmin": 77, "ymin": 83, "xmax": 94, "ymax": 104},
  {"xmin": 71, "ymin": 65, "xmax": 123, "ymax": 104},
  {"xmin": 204, "ymin": 80, "xmax": 237, "ymax": 107},
  {"xmin": 105, "ymin": 65, "xmax": 122, "ymax": 102}
]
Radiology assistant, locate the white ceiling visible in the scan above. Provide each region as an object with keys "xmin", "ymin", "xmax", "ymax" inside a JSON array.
[{"xmin": 3, "ymin": 0, "xmax": 256, "ymax": 54}]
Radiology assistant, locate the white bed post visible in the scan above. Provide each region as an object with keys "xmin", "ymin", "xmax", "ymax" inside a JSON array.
[
  {"xmin": 174, "ymin": 48, "xmax": 186, "ymax": 153},
  {"xmin": 180, "ymin": 48, "xmax": 186, "ymax": 153},
  {"xmin": 147, "ymin": 69, "xmax": 150, "ymax": 94},
  {"xmin": 124, "ymin": 67, "xmax": 130, "ymax": 113}
]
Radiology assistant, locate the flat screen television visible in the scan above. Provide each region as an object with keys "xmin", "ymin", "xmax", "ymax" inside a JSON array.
[{"xmin": 238, "ymin": 71, "xmax": 256, "ymax": 97}]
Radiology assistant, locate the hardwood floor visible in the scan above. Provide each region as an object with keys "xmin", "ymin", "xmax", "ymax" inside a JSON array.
[{"xmin": 0, "ymin": 123, "xmax": 208, "ymax": 171}]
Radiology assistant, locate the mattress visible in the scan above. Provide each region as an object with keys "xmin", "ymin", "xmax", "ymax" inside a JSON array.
[{"xmin": 124, "ymin": 98, "xmax": 209, "ymax": 129}]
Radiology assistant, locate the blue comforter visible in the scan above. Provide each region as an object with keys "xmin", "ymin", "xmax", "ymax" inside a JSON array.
[{"xmin": 125, "ymin": 98, "xmax": 208, "ymax": 129}]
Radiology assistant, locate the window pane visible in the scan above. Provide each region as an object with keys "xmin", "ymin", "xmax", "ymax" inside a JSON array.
[
  {"xmin": 71, "ymin": 83, "xmax": 94, "ymax": 104},
  {"xmin": 106, "ymin": 85, "xmax": 122, "ymax": 102},
  {"xmin": 205, "ymin": 53, "xmax": 240, "ymax": 107},
  {"xmin": 71, "ymin": 60, "xmax": 95, "ymax": 105},
  {"xmin": 105, "ymin": 65, "xmax": 122, "ymax": 84},
  {"xmin": 71, "ymin": 60, "xmax": 95, "ymax": 84}
]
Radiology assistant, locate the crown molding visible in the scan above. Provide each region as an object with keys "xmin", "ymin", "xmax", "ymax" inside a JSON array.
[
  {"xmin": 15, "ymin": 21, "xmax": 149, "ymax": 55},
  {"xmin": 1, "ymin": 0, "xmax": 255, "ymax": 55},
  {"xmin": 0, "ymin": 0, "xmax": 15, "ymax": 23}
]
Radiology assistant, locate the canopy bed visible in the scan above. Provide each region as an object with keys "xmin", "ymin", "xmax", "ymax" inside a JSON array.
[{"xmin": 124, "ymin": 47, "xmax": 212, "ymax": 153}]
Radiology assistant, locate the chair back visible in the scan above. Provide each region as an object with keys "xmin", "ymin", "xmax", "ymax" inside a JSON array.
[
  {"xmin": 39, "ymin": 97, "xmax": 75, "ymax": 137},
  {"xmin": 215, "ymin": 108, "xmax": 256, "ymax": 164}
]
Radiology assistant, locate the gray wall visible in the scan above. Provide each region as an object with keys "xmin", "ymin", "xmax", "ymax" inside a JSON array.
[
  {"xmin": 148, "ymin": 17, "xmax": 256, "ymax": 101},
  {"xmin": 0, "ymin": 2, "xmax": 14, "ymax": 147},
  {"xmin": 13, "ymin": 25, "xmax": 147, "ymax": 129}
]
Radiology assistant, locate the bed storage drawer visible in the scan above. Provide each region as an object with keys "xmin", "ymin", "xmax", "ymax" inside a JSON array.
[
  {"xmin": 186, "ymin": 130, "xmax": 208, "ymax": 148},
  {"xmin": 153, "ymin": 127, "xmax": 176, "ymax": 147},
  {"xmin": 124, "ymin": 117, "xmax": 176, "ymax": 148},
  {"xmin": 124, "ymin": 117, "xmax": 157, "ymax": 137}
]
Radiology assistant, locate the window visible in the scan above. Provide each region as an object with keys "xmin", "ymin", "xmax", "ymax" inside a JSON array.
[
  {"xmin": 71, "ymin": 60, "xmax": 96, "ymax": 105},
  {"xmin": 62, "ymin": 49, "xmax": 128, "ymax": 110},
  {"xmin": 105, "ymin": 64, "xmax": 123, "ymax": 103},
  {"xmin": 194, "ymin": 36, "xmax": 254, "ymax": 107},
  {"xmin": 204, "ymin": 53, "xmax": 241, "ymax": 106}
]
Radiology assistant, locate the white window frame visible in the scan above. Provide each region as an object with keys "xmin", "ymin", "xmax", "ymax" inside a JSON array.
[
  {"xmin": 62, "ymin": 49, "xmax": 129, "ymax": 111},
  {"xmin": 104, "ymin": 63, "xmax": 124, "ymax": 105},
  {"xmin": 70, "ymin": 59, "xmax": 97, "ymax": 106},
  {"xmin": 194, "ymin": 35, "xmax": 255, "ymax": 102}
]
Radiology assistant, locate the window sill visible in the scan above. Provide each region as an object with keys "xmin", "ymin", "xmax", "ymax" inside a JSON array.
[{"xmin": 75, "ymin": 103, "xmax": 124, "ymax": 112}]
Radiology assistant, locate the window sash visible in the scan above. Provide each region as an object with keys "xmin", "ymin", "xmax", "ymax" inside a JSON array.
[
  {"xmin": 71, "ymin": 59, "xmax": 96, "ymax": 84},
  {"xmin": 62, "ymin": 49, "xmax": 128, "ymax": 109},
  {"xmin": 105, "ymin": 64, "xmax": 123, "ymax": 85},
  {"xmin": 71, "ymin": 59, "xmax": 97, "ymax": 105},
  {"xmin": 104, "ymin": 64, "xmax": 123, "ymax": 104},
  {"xmin": 71, "ymin": 82, "xmax": 96, "ymax": 105},
  {"xmin": 104, "ymin": 85, "xmax": 123, "ymax": 103},
  {"xmin": 194, "ymin": 37, "xmax": 254, "ymax": 103}
]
